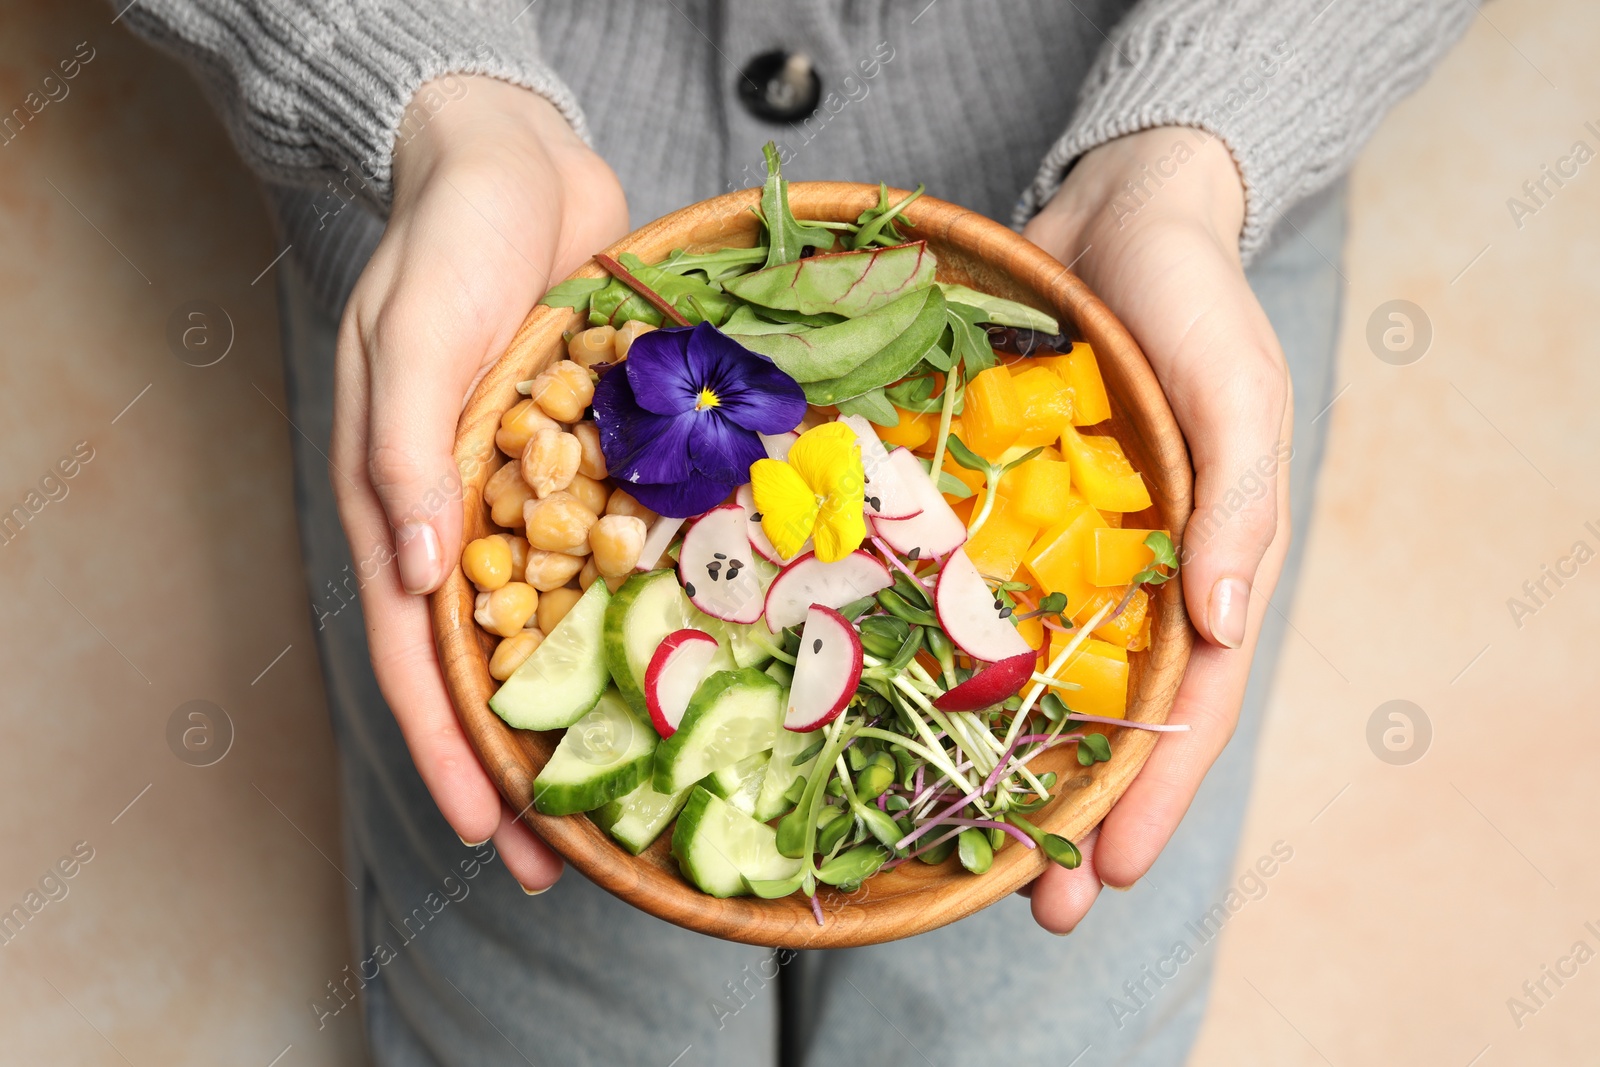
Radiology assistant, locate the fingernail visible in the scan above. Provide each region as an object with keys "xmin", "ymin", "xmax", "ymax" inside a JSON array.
[
  {"xmin": 1051, "ymin": 926, "xmax": 1074, "ymax": 937},
  {"xmin": 458, "ymin": 834, "xmax": 489, "ymax": 848},
  {"xmin": 520, "ymin": 882, "xmax": 549, "ymax": 896},
  {"xmin": 1207, "ymin": 577, "xmax": 1250, "ymax": 649},
  {"xmin": 396, "ymin": 522, "xmax": 443, "ymax": 595}
]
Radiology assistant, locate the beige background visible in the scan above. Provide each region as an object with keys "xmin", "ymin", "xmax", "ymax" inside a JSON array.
[{"xmin": 0, "ymin": 2, "xmax": 1594, "ymax": 1064}]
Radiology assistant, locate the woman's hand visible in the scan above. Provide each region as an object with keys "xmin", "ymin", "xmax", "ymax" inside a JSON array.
[
  {"xmin": 330, "ymin": 77, "xmax": 627, "ymax": 892},
  {"xmin": 1020, "ymin": 127, "xmax": 1295, "ymax": 932}
]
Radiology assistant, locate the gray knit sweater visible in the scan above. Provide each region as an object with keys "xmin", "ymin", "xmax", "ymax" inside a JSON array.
[{"xmin": 121, "ymin": 0, "xmax": 1471, "ymax": 312}]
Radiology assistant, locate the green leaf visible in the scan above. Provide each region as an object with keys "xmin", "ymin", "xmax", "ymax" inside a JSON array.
[
  {"xmin": 758, "ymin": 142, "xmax": 835, "ymax": 268},
  {"xmin": 945, "ymin": 302, "xmax": 995, "ymax": 374},
  {"xmin": 793, "ymin": 737, "xmax": 826, "ymax": 766},
  {"xmin": 589, "ymin": 277, "xmax": 661, "ymax": 328},
  {"xmin": 816, "ymin": 844, "xmax": 890, "ymax": 887},
  {"xmin": 724, "ymin": 241, "xmax": 938, "ymax": 319},
  {"xmin": 617, "ymin": 253, "xmax": 739, "ymax": 326},
  {"xmin": 654, "ymin": 245, "xmax": 768, "ymax": 282},
  {"xmin": 943, "ymin": 435, "xmax": 991, "ymax": 474},
  {"xmin": 999, "ymin": 446, "xmax": 1045, "ymax": 474},
  {"xmin": 1130, "ymin": 530, "xmax": 1179, "ymax": 587},
  {"xmin": 835, "ymin": 389, "xmax": 900, "ymax": 427},
  {"xmin": 1037, "ymin": 591, "xmax": 1068, "ymax": 616},
  {"xmin": 1039, "ymin": 692, "xmax": 1069, "ymax": 723},
  {"xmin": 850, "ymin": 183, "xmax": 925, "ymax": 249},
  {"xmin": 539, "ymin": 277, "xmax": 608, "ymax": 312},
  {"xmin": 800, "ymin": 287, "xmax": 949, "ymax": 405},
  {"xmin": 731, "ymin": 286, "xmax": 937, "ymax": 384},
  {"xmin": 883, "ymin": 374, "xmax": 938, "ymax": 408},
  {"xmin": 939, "ymin": 283, "xmax": 1060, "ymax": 333},
  {"xmin": 921, "ymin": 330, "xmax": 957, "ymax": 373},
  {"xmin": 957, "ymin": 827, "xmax": 993, "ymax": 874},
  {"xmin": 1076, "ymin": 733, "xmax": 1112, "ymax": 766},
  {"xmin": 915, "ymin": 458, "xmax": 975, "ymax": 499},
  {"xmin": 856, "ymin": 807, "xmax": 905, "ymax": 852}
]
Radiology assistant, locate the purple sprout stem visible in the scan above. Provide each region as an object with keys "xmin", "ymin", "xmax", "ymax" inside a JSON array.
[
  {"xmin": 810, "ymin": 893, "xmax": 825, "ymax": 926},
  {"xmin": 1065, "ymin": 712, "xmax": 1191, "ymax": 732},
  {"xmin": 940, "ymin": 817, "xmax": 1036, "ymax": 849}
]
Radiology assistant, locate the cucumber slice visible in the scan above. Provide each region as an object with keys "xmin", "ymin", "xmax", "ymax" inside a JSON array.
[
  {"xmin": 592, "ymin": 777, "xmax": 692, "ymax": 855},
  {"xmin": 532, "ymin": 689, "xmax": 656, "ymax": 816},
  {"xmin": 702, "ymin": 751, "xmax": 770, "ymax": 816},
  {"xmin": 672, "ymin": 786, "xmax": 801, "ymax": 897},
  {"xmin": 712, "ymin": 619, "xmax": 774, "ymax": 670},
  {"xmin": 653, "ymin": 669, "xmax": 783, "ymax": 794},
  {"xmin": 753, "ymin": 720, "xmax": 821, "ymax": 821},
  {"xmin": 490, "ymin": 581, "xmax": 611, "ymax": 730},
  {"xmin": 605, "ymin": 571, "xmax": 733, "ymax": 714}
]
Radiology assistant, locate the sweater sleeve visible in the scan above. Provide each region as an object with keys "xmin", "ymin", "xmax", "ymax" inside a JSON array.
[
  {"xmin": 116, "ymin": 0, "xmax": 586, "ymax": 213},
  {"xmin": 1013, "ymin": 0, "xmax": 1473, "ymax": 262}
]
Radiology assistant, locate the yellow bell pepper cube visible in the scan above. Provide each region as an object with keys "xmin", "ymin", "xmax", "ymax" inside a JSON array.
[
  {"xmin": 1022, "ymin": 494, "xmax": 1104, "ymax": 613},
  {"xmin": 1091, "ymin": 587, "xmax": 1148, "ymax": 649},
  {"xmin": 997, "ymin": 458, "xmax": 1074, "ymax": 528},
  {"xmin": 1089, "ymin": 527, "xmax": 1170, "ymax": 586},
  {"xmin": 1009, "ymin": 366, "xmax": 1075, "ymax": 448},
  {"xmin": 876, "ymin": 406, "xmax": 935, "ymax": 451},
  {"xmin": 1060, "ymin": 424, "xmax": 1153, "ymax": 512},
  {"xmin": 1040, "ymin": 341, "xmax": 1112, "ymax": 425},
  {"xmin": 1048, "ymin": 637, "xmax": 1128, "ymax": 719},
  {"xmin": 962, "ymin": 366, "xmax": 1022, "ymax": 460},
  {"xmin": 965, "ymin": 491, "xmax": 1042, "ymax": 580}
]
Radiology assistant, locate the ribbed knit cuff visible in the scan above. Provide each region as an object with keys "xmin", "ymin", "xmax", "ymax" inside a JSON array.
[
  {"xmin": 123, "ymin": 0, "xmax": 587, "ymax": 214},
  {"xmin": 1012, "ymin": 0, "xmax": 1473, "ymax": 263}
]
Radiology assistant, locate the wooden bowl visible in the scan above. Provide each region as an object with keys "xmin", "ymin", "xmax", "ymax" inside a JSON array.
[{"xmin": 432, "ymin": 183, "xmax": 1194, "ymax": 948}]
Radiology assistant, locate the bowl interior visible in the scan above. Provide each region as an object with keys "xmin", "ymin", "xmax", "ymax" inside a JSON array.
[{"xmin": 432, "ymin": 182, "xmax": 1194, "ymax": 948}]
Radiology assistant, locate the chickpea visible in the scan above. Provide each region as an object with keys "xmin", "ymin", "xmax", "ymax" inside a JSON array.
[
  {"xmin": 537, "ymin": 587, "xmax": 585, "ymax": 634},
  {"xmin": 520, "ymin": 428, "xmax": 582, "ymax": 498},
  {"xmin": 566, "ymin": 472, "xmax": 609, "ymax": 516},
  {"xmin": 530, "ymin": 360, "xmax": 595, "ymax": 423},
  {"xmin": 567, "ymin": 325, "xmax": 617, "ymax": 369},
  {"xmin": 496, "ymin": 398, "xmax": 560, "ymax": 458},
  {"xmin": 490, "ymin": 478, "xmax": 534, "ymax": 529},
  {"xmin": 489, "ymin": 629, "xmax": 544, "ymax": 681},
  {"xmin": 571, "ymin": 420, "xmax": 608, "ymax": 480},
  {"xmin": 474, "ymin": 582, "xmax": 539, "ymax": 638},
  {"xmin": 590, "ymin": 514, "xmax": 647, "ymax": 577},
  {"xmin": 523, "ymin": 491, "xmax": 598, "ymax": 553},
  {"xmin": 524, "ymin": 549, "xmax": 586, "ymax": 591},
  {"xmin": 580, "ymin": 555, "xmax": 627, "ymax": 593},
  {"xmin": 461, "ymin": 536, "xmax": 513, "ymax": 591},
  {"xmin": 605, "ymin": 488, "xmax": 657, "ymax": 524},
  {"xmin": 483, "ymin": 460, "xmax": 523, "ymax": 506},
  {"xmin": 614, "ymin": 320, "xmax": 656, "ymax": 361},
  {"xmin": 494, "ymin": 533, "xmax": 530, "ymax": 577}
]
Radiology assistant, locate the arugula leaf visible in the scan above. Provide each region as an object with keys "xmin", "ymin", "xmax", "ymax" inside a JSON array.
[
  {"xmin": 539, "ymin": 277, "xmax": 608, "ymax": 312},
  {"xmin": 654, "ymin": 245, "xmax": 768, "ymax": 282},
  {"xmin": 758, "ymin": 142, "xmax": 835, "ymax": 268},
  {"xmin": 850, "ymin": 182, "xmax": 925, "ymax": 249},
  {"xmin": 940, "ymin": 284, "xmax": 1060, "ymax": 334},
  {"xmin": 945, "ymin": 302, "xmax": 995, "ymax": 374},
  {"xmin": 835, "ymin": 389, "xmax": 900, "ymax": 427}
]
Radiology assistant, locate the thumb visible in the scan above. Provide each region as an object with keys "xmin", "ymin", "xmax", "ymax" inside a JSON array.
[
  {"xmin": 363, "ymin": 310, "xmax": 478, "ymax": 596},
  {"xmin": 1175, "ymin": 346, "xmax": 1291, "ymax": 650}
]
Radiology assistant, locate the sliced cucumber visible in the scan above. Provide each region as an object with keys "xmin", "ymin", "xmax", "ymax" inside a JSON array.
[
  {"xmin": 711, "ymin": 618, "xmax": 775, "ymax": 670},
  {"xmin": 653, "ymin": 669, "xmax": 783, "ymax": 794},
  {"xmin": 532, "ymin": 689, "xmax": 656, "ymax": 816},
  {"xmin": 672, "ymin": 786, "xmax": 802, "ymax": 898},
  {"xmin": 753, "ymin": 720, "xmax": 821, "ymax": 822},
  {"xmin": 605, "ymin": 570, "xmax": 733, "ymax": 714},
  {"xmin": 592, "ymin": 777, "xmax": 692, "ymax": 855},
  {"xmin": 702, "ymin": 750, "xmax": 770, "ymax": 816},
  {"xmin": 490, "ymin": 581, "xmax": 611, "ymax": 730}
]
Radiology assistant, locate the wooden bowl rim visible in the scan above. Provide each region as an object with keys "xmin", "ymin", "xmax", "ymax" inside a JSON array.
[{"xmin": 431, "ymin": 182, "xmax": 1195, "ymax": 949}]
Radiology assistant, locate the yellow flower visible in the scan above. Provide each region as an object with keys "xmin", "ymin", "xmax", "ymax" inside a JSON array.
[{"xmin": 749, "ymin": 423, "xmax": 866, "ymax": 563}]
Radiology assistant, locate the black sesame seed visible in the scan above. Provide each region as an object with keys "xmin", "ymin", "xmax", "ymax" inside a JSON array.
[
  {"xmin": 993, "ymin": 599, "xmax": 1004, "ymax": 611},
  {"xmin": 685, "ymin": 582, "xmax": 696, "ymax": 597},
  {"xmin": 907, "ymin": 547, "xmax": 921, "ymax": 560},
  {"xmin": 999, "ymin": 606, "xmax": 1014, "ymax": 619},
  {"xmin": 751, "ymin": 512, "xmax": 763, "ymax": 522},
  {"xmin": 867, "ymin": 496, "xmax": 881, "ymax": 511},
  {"xmin": 813, "ymin": 639, "xmax": 823, "ymax": 653},
  {"xmin": 707, "ymin": 562, "xmax": 722, "ymax": 580},
  {"xmin": 714, "ymin": 552, "xmax": 727, "ymax": 560}
]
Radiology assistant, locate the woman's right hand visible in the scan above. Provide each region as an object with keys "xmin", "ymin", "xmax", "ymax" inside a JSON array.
[{"xmin": 330, "ymin": 77, "xmax": 627, "ymax": 892}]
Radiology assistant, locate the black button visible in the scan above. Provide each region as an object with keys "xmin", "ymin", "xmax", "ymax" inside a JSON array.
[{"xmin": 737, "ymin": 51, "xmax": 822, "ymax": 124}]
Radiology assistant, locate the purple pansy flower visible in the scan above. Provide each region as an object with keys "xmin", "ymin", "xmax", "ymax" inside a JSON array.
[{"xmin": 592, "ymin": 322, "xmax": 808, "ymax": 517}]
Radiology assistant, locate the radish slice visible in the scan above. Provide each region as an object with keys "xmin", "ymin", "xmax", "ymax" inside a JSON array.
[
  {"xmin": 932, "ymin": 650, "xmax": 1036, "ymax": 711},
  {"xmin": 870, "ymin": 449, "xmax": 966, "ymax": 559},
  {"xmin": 644, "ymin": 628, "xmax": 720, "ymax": 737},
  {"xmin": 758, "ymin": 431, "xmax": 799, "ymax": 461},
  {"xmin": 837, "ymin": 416, "xmax": 922, "ymax": 520},
  {"xmin": 785, "ymin": 606, "xmax": 863, "ymax": 731},
  {"xmin": 736, "ymin": 483, "xmax": 811, "ymax": 565},
  {"xmin": 636, "ymin": 514, "xmax": 686, "ymax": 571},
  {"xmin": 935, "ymin": 548, "xmax": 1032, "ymax": 662},
  {"xmin": 764, "ymin": 550, "xmax": 893, "ymax": 632},
  {"xmin": 678, "ymin": 504, "xmax": 766, "ymax": 623}
]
